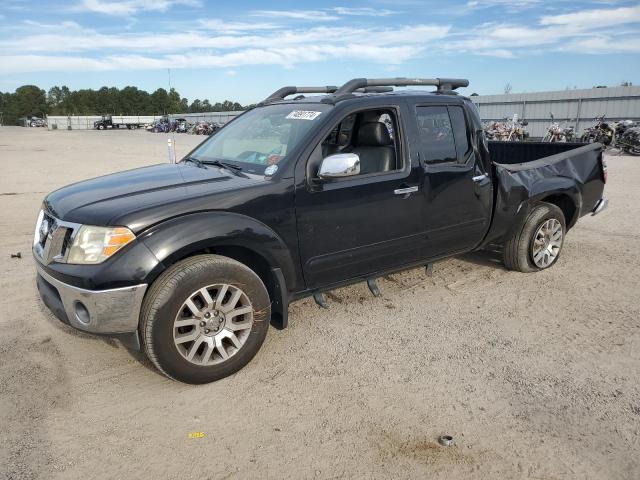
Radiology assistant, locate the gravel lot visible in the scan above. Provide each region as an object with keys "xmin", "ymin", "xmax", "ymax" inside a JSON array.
[{"xmin": 0, "ymin": 127, "xmax": 638, "ymax": 480}]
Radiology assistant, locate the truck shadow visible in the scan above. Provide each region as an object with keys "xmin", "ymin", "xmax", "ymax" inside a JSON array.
[
  {"xmin": 457, "ymin": 247, "xmax": 506, "ymax": 270},
  {"xmin": 37, "ymin": 299, "xmax": 163, "ymax": 377}
]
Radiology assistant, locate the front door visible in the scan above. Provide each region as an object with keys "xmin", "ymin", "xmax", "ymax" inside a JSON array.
[{"xmin": 295, "ymin": 105, "xmax": 426, "ymax": 289}]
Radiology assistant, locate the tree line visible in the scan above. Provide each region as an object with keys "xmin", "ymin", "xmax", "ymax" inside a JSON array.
[{"xmin": 0, "ymin": 85, "xmax": 248, "ymax": 125}]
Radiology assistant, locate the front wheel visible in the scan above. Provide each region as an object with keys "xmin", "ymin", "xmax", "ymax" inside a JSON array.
[
  {"xmin": 140, "ymin": 255, "xmax": 271, "ymax": 384},
  {"xmin": 502, "ymin": 203, "xmax": 566, "ymax": 273}
]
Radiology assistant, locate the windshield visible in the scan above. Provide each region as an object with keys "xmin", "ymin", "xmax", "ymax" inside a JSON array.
[{"xmin": 187, "ymin": 103, "xmax": 331, "ymax": 174}]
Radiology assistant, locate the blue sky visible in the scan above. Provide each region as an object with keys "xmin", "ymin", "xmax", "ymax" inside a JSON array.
[{"xmin": 0, "ymin": 0, "xmax": 639, "ymax": 104}]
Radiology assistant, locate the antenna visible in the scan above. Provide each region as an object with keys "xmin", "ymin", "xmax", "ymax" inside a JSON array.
[{"xmin": 167, "ymin": 67, "xmax": 177, "ymax": 162}]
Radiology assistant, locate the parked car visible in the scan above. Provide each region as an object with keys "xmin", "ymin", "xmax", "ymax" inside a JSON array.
[
  {"xmin": 33, "ymin": 77, "xmax": 607, "ymax": 384},
  {"xmin": 29, "ymin": 117, "xmax": 46, "ymax": 128}
]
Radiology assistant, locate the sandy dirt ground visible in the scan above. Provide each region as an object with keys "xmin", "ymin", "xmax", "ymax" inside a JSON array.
[{"xmin": 0, "ymin": 127, "xmax": 638, "ymax": 480}]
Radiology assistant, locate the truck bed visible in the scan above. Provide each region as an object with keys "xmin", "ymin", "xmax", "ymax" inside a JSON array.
[
  {"xmin": 488, "ymin": 141, "xmax": 595, "ymax": 166},
  {"xmin": 483, "ymin": 141, "xmax": 606, "ymax": 244}
]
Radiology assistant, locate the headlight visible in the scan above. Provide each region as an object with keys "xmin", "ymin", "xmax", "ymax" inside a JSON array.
[{"xmin": 67, "ymin": 226, "xmax": 136, "ymax": 264}]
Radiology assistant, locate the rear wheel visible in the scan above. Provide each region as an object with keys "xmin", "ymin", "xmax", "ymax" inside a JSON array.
[
  {"xmin": 502, "ymin": 203, "xmax": 566, "ymax": 273},
  {"xmin": 140, "ymin": 255, "xmax": 270, "ymax": 384}
]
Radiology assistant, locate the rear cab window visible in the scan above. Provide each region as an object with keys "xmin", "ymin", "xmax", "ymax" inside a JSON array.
[{"xmin": 415, "ymin": 104, "xmax": 471, "ymax": 165}]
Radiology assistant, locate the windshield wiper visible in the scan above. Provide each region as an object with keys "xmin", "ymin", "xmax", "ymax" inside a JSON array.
[
  {"xmin": 183, "ymin": 156, "xmax": 203, "ymax": 167},
  {"xmin": 201, "ymin": 159, "xmax": 244, "ymax": 176}
]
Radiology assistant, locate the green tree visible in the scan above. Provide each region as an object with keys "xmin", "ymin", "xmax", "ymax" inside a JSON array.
[
  {"xmin": 13, "ymin": 85, "xmax": 48, "ymax": 119},
  {"xmin": 0, "ymin": 84, "xmax": 246, "ymax": 123}
]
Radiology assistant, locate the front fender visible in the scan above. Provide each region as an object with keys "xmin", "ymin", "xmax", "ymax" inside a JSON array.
[{"xmin": 138, "ymin": 211, "xmax": 297, "ymax": 289}]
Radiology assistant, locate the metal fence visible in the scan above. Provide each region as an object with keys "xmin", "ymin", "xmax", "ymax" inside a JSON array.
[
  {"xmin": 470, "ymin": 85, "xmax": 640, "ymax": 138},
  {"xmin": 168, "ymin": 111, "xmax": 243, "ymax": 124},
  {"xmin": 47, "ymin": 111, "xmax": 243, "ymax": 130}
]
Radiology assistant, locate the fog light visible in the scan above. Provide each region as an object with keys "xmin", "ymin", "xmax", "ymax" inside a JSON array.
[{"xmin": 74, "ymin": 301, "xmax": 90, "ymax": 325}]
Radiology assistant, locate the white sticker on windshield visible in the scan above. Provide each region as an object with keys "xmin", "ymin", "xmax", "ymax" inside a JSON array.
[
  {"xmin": 264, "ymin": 164, "xmax": 278, "ymax": 176},
  {"xmin": 286, "ymin": 110, "xmax": 323, "ymax": 121}
]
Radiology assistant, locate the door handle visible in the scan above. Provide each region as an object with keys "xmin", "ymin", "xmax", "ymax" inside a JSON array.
[
  {"xmin": 472, "ymin": 174, "xmax": 488, "ymax": 182},
  {"xmin": 394, "ymin": 186, "xmax": 419, "ymax": 195}
]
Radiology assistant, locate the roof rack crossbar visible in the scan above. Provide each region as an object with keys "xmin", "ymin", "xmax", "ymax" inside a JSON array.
[
  {"xmin": 334, "ymin": 77, "xmax": 469, "ymax": 95},
  {"xmin": 355, "ymin": 86, "xmax": 394, "ymax": 93},
  {"xmin": 265, "ymin": 86, "xmax": 338, "ymax": 101}
]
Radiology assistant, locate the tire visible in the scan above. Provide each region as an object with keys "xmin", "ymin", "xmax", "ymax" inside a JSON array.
[
  {"xmin": 502, "ymin": 202, "xmax": 566, "ymax": 273},
  {"xmin": 97, "ymin": 124, "xmax": 105, "ymax": 130},
  {"xmin": 140, "ymin": 254, "xmax": 271, "ymax": 384}
]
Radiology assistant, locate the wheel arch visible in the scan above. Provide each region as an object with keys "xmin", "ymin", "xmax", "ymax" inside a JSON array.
[
  {"xmin": 538, "ymin": 193, "xmax": 578, "ymax": 228},
  {"xmin": 529, "ymin": 178, "xmax": 582, "ymax": 229},
  {"xmin": 139, "ymin": 212, "xmax": 296, "ymax": 328}
]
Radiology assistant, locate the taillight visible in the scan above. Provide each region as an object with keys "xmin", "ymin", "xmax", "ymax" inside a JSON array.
[{"xmin": 601, "ymin": 157, "xmax": 608, "ymax": 184}]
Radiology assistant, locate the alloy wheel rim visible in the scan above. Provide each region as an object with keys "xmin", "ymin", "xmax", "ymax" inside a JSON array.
[
  {"xmin": 531, "ymin": 218, "xmax": 563, "ymax": 268},
  {"xmin": 173, "ymin": 284, "xmax": 254, "ymax": 366}
]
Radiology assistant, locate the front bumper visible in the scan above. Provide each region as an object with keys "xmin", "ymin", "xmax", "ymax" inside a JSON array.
[
  {"xmin": 36, "ymin": 264, "xmax": 147, "ymax": 334},
  {"xmin": 591, "ymin": 197, "xmax": 608, "ymax": 216}
]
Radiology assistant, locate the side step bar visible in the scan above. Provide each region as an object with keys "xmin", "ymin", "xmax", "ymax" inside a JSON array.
[{"xmin": 311, "ymin": 263, "xmax": 434, "ymax": 308}]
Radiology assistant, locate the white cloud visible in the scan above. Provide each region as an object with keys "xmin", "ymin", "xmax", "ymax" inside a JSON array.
[
  {"xmin": 465, "ymin": 0, "xmax": 540, "ymax": 10},
  {"xmin": 448, "ymin": 5, "xmax": 640, "ymax": 57},
  {"xmin": 331, "ymin": 7, "xmax": 395, "ymax": 17},
  {"xmin": 198, "ymin": 19, "xmax": 279, "ymax": 33},
  {"xmin": 561, "ymin": 35, "xmax": 640, "ymax": 54},
  {"xmin": 78, "ymin": 0, "xmax": 201, "ymax": 16},
  {"xmin": 540, "ymin": 5, "xmax": 640, "ymax": 29},
  {"xmin": 250, "ymin": 10, "xmax": 340, "ymax": 21},
  {"xmin": 0, "ymin": 24, "xmax": 450, "ymax": 54},
  {"xmin": 0, "ymin": 43, "xmax": 424, "ymax": 74},
  {"xmin": 250, "ymin": 7, "xmax": 396, "ymax": 21},
  {"xmin": 475, "ymin": 48, "xmax": 515, "ymax": 58}
]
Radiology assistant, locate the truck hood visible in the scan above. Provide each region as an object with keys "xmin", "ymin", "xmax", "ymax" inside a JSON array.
[{"xmin": 44, "ymin": 163, "xmax": 259, "ymax": 232}]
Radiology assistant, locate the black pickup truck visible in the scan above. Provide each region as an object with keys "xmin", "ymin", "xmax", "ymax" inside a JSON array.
[{"xmin": 34, "ymin": 77, "xmax": 608, "ymax": 383}]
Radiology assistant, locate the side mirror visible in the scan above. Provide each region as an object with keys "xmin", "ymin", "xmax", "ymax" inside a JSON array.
[{"xmin": 318, "ymin": 153, "xmax": 360, "ymax": 179}]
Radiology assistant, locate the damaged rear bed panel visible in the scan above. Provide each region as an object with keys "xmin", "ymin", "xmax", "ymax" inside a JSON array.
[{"xmin": 482, "ymin": 141, "xmax": 605, "ymax": 245}]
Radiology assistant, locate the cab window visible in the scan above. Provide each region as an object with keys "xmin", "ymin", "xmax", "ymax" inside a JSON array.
[
  {"xmin": 309, "ymin": 108, "xmax": 402, "ymax": 179},
  {"xmin": 416, "ymin": 105, "xmax": 471, "ymax": 165}
]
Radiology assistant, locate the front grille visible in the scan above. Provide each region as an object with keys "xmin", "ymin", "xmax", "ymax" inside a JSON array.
[{"xmin": 33, "ymin": 211, "xmax": 80, "ymax": 264}]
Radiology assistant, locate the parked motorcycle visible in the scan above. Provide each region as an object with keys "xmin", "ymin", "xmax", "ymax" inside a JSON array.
[
  {"xmin": 543, "ymin": 114, "xmax": 574, "ymax": 142},
  {"xmin": 613, "ymin": 120, "xmax": 640, "ymax": 155},
  {"xmin": 580, "ymin": 115, "xmax": 614, "ymax": 146},
  {"xmin": 484, "ymin": 117, "xmax": 529, "ymax": 141},
  {"xmin": 150, "ymin": 119, "xmax": 171, "ymax": 133},
  {"xmin": 174, "ymin": 119, "xmax": 190, "ymax": 133}
]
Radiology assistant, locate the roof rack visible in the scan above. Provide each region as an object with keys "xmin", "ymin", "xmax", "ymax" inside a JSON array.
[
  {"xmin": 260, "ymin": 77, "xmax": 468, "ymax": 105},
  {"xmin": 265, "ymin": 86, "xmax": 338, "ymax": 102},
  {"xmin": 334, "ymin": 77, "xmax": 469, "ymax": 95},
  {"xmin": 262, "ymin": 85, "xmax": 394, "ymax": 103}
]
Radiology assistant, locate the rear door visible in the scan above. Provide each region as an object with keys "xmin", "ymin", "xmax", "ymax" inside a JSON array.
[{"xmin": 408, "ymin": 102, "xmax": 493, "ymax": 255}]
